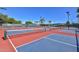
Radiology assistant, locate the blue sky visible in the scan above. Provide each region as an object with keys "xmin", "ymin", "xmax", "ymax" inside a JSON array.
[{"xmin": 0, "ymin": 7, "xmax": 77, "ymax": 24}]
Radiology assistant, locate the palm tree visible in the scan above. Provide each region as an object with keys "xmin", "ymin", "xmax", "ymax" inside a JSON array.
[
  {"xmin": 48, "ymin": 20, "xmax": 52, "ymax": 26},
  {"xmin": 39, "ymin": 16, "xmax": 47, "ymax": 31},
  {"xmin": 40, "ymin": 16, "xmax": 45, "ymax": 25}
]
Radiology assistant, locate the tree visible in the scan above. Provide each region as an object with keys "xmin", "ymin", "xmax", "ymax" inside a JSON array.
[
  {"xmin": 0, "ymin": 13, "xmax": 8, "ymax": 23},
  {"xmin": 0, "ymin": 8, "xmax": 7, "ymax": 26},
  {"xmin": 48, "ymin": 20, "xmax": 52, "ymax": 26},
  {"xmin": 0, "ymin": 8, "xmax": 22, "ymax": 25},
  {"xmin": 17, "ymin": 21, "xmax": 21, "ymax": 24},
  {"xmin": 7, "ymin": 18, "xmax": 16, "ymax": 24},
  {"xmin": 15, "ymin": 20, "xmax": 22, "ymax": 24},
  {"xmin": 39, "ymin": 16, "xmax": 45, "ymax": 25},
  {"xmin": 0, "ymin": 13, "xmax": 22, "ymax": 24},
  {"xmin": 0, "ymin": 18, "xmax": 4, "ymax": 26},
  {"xmin": 25, "ymin": 21, "xmax": 33, "ymax": 26}
]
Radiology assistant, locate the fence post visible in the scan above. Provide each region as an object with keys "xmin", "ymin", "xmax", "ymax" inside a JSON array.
[{"xmin": 75, "ymin": 30, "xmax": 79, "ymax": 52}]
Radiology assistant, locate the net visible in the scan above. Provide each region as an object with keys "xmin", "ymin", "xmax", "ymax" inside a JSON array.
[
  {"xmin": 7, "ymin": 29, "xmax": 35, "ymax": 36},
  {"xmin": 4, "ymin": 27, "xmax": 61, "ymax": 39},
  {"xmin": 4, "ymin": 27, "xmax": 48, "ymax": 39},
  {"xmin": 3, "ymin": 27, "xmax": 48, "ymax": 52},
  {"xmin": 3, "ymin": 26, "xmax": 66, "ymax": 52}
]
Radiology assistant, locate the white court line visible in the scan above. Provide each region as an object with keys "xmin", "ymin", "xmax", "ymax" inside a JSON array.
[
  {"xmin": 7, "ymin": 35, "xmax": 18, "ymax": 52},
  {"xmin": 16, "ymin": 34, "xmax": 54, "ymax": 48},
  {"xmin": 44, "ymin": 37, "xmax": 77, "ymax": 47},
  {"xmin": 16, "ymin": 33, "xmax": 77, "ymax": 49}
]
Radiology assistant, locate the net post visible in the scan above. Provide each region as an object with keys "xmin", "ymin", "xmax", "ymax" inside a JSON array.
[{"xmin": 3, "ymin": 30, "xmax": 7, "ymax": 40}]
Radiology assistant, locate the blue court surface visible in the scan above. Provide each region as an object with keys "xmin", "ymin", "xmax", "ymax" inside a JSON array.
[{"xmin": 16, "ymin": 34, "xmax": 79, "ymax": 52}]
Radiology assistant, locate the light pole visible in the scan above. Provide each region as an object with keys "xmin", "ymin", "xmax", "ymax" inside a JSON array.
[
  {"xmin": 66, "ymin": 11, "xmax": 70, "ymax": 30},
  {"xmin": 66, "ymin": 12, "xmax": 70, "ymax": 21},
  {"xmin": 75, "ymin": 30, "xmax": 79, "ymax": 52},
  {"xmin": 75, "ymin": 8, "xmax": 79, "ymax": 52},
  {"xmin": 77, "ymin": 8, "xmax": 79, "ymax": 29}
]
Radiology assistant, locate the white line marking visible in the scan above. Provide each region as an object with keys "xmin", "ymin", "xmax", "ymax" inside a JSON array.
[
  {"xmin": 16, "ymin": 33, "xmax": 77, "ymax": 49},
  {"xmin": 16, "ymin": 34, "xmax": 54, "ymax": 48},
  {"xmin": 7, "ymin": 35, "xmax": 18, "ymax": 52},
  {"xmin": 16, "ymin": 34, "xmax": 66, "ymax": 48},
  {"xmin": 44, "ymin": 37, "xmax": 77, "ymax": 47}
]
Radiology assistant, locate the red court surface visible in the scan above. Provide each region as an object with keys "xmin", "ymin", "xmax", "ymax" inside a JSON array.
[
  {"xmin": 0, "ymin": 28, "xmax": 79, "ymax": 52},
  {"xmin": 0, "ymin": 29, "xmax": 15, "ymax": 52}
]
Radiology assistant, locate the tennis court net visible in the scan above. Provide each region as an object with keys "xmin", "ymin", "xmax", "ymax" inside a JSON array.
[{"xmin": 4, "ymin": 27, "xmax": 48, "ymax": 39}]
